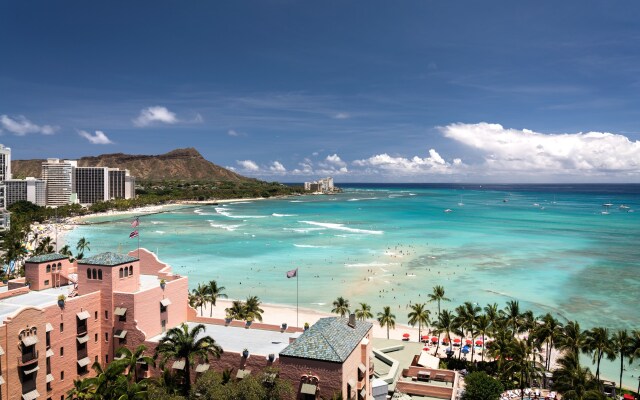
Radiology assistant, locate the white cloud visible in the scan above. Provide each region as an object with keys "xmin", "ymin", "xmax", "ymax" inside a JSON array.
[
  {"xmin": 0, "ymin": 115, "xmax": 58, "ymax": 136},
  {"xmin": 269, "ymin": 161, "xmax": 287, "ymax": 173},
  {"xmin": 324, "ymin": 154, "xmax": 347, "ymax": 168},
  {"xmin": 236, "ymin": 160, "xmax": 260, "ymax": 171},
  {"xmin": 227, "ymin": 129, "xmax": 247, "ymax": 137},
  {"xmin": 440, "ymin": 122, "xmax": 640, "ymax": 174},
  {"xmin": 77, "ymin": 130, "xmax": 113, "ymax": 144},
  {"xmin": 333, "ymin": 112, "xmax": 350, "ymax": 120},
  {"xmin": 353, "ymin": 148, "xmax": 458, "ymax": 175},
  {"xmin": 133, "ymin": 106, "xmax": 178, "ymax": 127}
]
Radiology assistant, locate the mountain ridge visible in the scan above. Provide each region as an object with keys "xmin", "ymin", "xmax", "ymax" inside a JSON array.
[{"xmin": 11, "ymin": 148, "xmax": 252, "ymax": 182}]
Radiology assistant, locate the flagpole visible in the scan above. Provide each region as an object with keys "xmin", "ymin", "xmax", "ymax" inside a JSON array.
[
  {"xmin": 137, "ymin": 215, "xmax": 140, "ymax": 258},
  {"xmin": 296, "ymin": 269, "xmax": 299, "ymax": 328}
]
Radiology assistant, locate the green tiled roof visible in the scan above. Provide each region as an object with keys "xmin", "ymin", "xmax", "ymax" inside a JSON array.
[
  {"xmin": 279, "ymin": 317, "xmax": 372, "ymax": 363},
  {"xmin": 25, "ymin": 253, "xmax": 68, "ymax": 263},
  {"xmin": 78, "ymin": 252, "xmax": 138, "ymax": 266}
]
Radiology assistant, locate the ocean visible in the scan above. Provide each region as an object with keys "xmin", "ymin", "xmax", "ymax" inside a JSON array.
[{"xmin": 66, "ymin": 183, "xmax": 640, "ymax": 386}]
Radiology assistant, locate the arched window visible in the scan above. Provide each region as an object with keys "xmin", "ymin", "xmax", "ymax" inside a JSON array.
[
  {"xmin": 92, "ymin": 269, "xmax": 97, "ymax": 280},
  {"xmin": 57, "ymin": 262, "xmax": 62, "ymax": 270},
  {"xmin": 87, "ymin": 269, "xmax": 92, "ymax": 279},
  {"xmin": 46, "ymin": 264, "xmax": 51, "ymax": 273},
  {"xmin": 129, "ymin": 265, "xmax": 133, "ymax": 276},
  {"xmin": 124, "ymin": 267, "xmax": 129, "ymax": 277},
  {"xmin": 98, "ymin": 269, "xmax": 102, "ymax": 280},
  {"xmin": 119, "ymin": 268, "xmax": 124, "ymax": 278}
]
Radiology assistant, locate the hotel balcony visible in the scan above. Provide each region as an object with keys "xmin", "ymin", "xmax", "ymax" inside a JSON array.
[{"xmin": 18, "ymin": 350, "xmax": 39, "ymax": 366}]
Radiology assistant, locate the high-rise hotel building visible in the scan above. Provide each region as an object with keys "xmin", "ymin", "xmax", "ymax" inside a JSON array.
[
  {"xmin": 0, "ymin": 144, "xmax": 12, "ymax": 230},
  {"xmin": 41, "ymin": 159, "xmax": 76, "ymax": 207},
  {"xmin": 5, "ymin": 178, "xmax": 47, "ymax": 207}
]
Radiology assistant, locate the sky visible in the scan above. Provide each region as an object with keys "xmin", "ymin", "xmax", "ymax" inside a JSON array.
[{"xmin": 2, "ymin": 1, "xmax": 640, "ymax": 183}]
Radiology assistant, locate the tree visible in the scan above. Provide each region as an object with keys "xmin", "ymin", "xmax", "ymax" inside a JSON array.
[
  {"xmin": 505, "ymin": 337, "xmax": 543, "ymax": 400},
  {"xmin": 534, "ymin": 313, "xmax": 563, "ymax": 371},
  {"xmin": 59, "ymin": 244, "xmax": 74, "ymax": 260},
  {"xmin": 35, "ymin": 236, "xmax": 55, "ymax": 255},
  {"xmin": 502, "ymin": 300, "xmax": 522, "ymax": 337},
  {"xmin": 115, "ymin": 344, "xmax": 155, "ymax": 383},
  {"xmin": 244, "ymin": 295, "xmax": 264, "ymax": 322},
  {"xmin": 225, "ymin": 300, "xmax": 246, "ymax": 321},
  {"xmin": 434, "ymin": 310, "xmax": 456, "ymax": 357},
  {"xmin": 206, "ymin": 280, "xmax": 227, "ymax": 317},
  {"xmin": 191, "ymin": 283, "xmax": 208, "ymax": 315},
  {"xmin": 610, "ymin": 329, "xmax": 633, "ymax": 393},
  {"xmin": 556, "ymin": 320, "xmax": 587, "ymax": 359},
  {"xmin": 355, "ymin": 302, "xmax": 373, "ymax": 321},
  {"xmin": 154, "ymin": 323, "xmax": 223, "ymax": 395},
  {"xmin": 552, "ymin": 352, "xmax": 605, "ymax": 400},
  {"xmin": 584, "ymin": 327, "xmax": 614, "ymax": 382},
  {"xmin": 462, "ymin": 371, "xmax": 504, "ymax": 400},
  {"xmin": 66, "ymin": 378, "xmax": 95, "ymax": 399},
  {"xmin": 408, "ymin": 303, "xmax": 430, "ymax": 343},
  {"xmin": 456, "ymin": 301, "xmax": 480, "ymax": 361},
  {"xmin": 377, "ymin": 306, "xmax": 396, "ymax": 339},
  {"xmin": 332, "ymin": 296, "xmax": 350, "ymax": 317},
  {"xmin": 76, "ymin": 237, "xmax": 90, "ymax": 259},
  {"xmin": 427, "ymin": 285, "xmax": 450, "ymax": 319},
  {"xmin": 475, "ymin": 314, "xmax": 491, "ymax": 362}
]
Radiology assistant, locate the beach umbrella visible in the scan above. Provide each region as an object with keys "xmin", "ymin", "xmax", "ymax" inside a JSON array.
[
  {"xmin": 475, "ymin": 340, "xmax": 483, "ymax": 346},
  {"xmin": 453, "ymin": 338, "xmax": 461, "ymax": 343},
  {"xmin": 461, "ymin": 347, "xmax": 470, "ymax": 354},
  {"xmin": 423, "ymin": 347, "xmax": 430, "ymax": 351},
  {"xmin": 442, "ymin": 337, "xmax": 450, "ymax": 343},
  {"xmin": 431, "ymin": 337, "xmax": 438, "ymax": 343},
  {"xmin": 465, "ymin": 339, "xmax": 472, "ymax": 345},
  {"xmin": 421, "ymin": 335, "xmax": 429, "ymax": 341},
  {"xmin": 402, "ymin": 333, "xmax": 410, "ymax": 338}
]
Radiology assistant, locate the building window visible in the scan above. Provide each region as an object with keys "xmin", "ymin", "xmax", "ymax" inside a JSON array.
[
  {"xmin": 98, "ymin": 269, "xmax": 102, "ymax": 280},
  {"xmin": 105, "ymin": 311, "xmax": 109, "ymax": 320},
  {"xmin": 60, "ymin": 323, "xmax": 64, "ymax": 332},
  {"xmin": 95, "ymin": 311, "xmax": 98, "ymax": 320},
  {"xmin": 60, "ymin": 347, "xmax": 64, "ymax": 356},
  {"xmin": 95, "ymin": 333, "xmax": 98, "ymax": 342},
  {"xmin": 92, "ymin": 269, "xmax": 97, "ymax": 280},
  {"xmin": 58, "ymin": 262, "xmax": 62, "ymax": 270},
  {"xmin": 46, "ymin": 264, "xmax": 51, "ymax": 273},
  {"xmin": 119, "ymin": 268, "xmax": 123, "ymax": 278},
  {"xmin": 105, "ymin": 332, "xmax": 109, "ymax": 342},
  {"xmin": 124, "ymin": 267, "xmax": 129, "ymax": 277},
  {"xmin": 106, "ymin": 355, "xmax": 109, "ymax": 363},
  {"xmin": 95, "ymin": 355, "xmax": 98, "ymax": 363},
  {"xmin": 87, "ymin": 269, "xmax": 91, "ymax": 279},
  {"xmin": 129, "ymin": 265, "xmax": 133, "ymax": 276},
  {"xmin": 61, "ymin": 371, "xmax": 64, "ymax": 380},
  {"xmin": 44, "ymin": 280, "xmax": 50, "ymax": 286}
]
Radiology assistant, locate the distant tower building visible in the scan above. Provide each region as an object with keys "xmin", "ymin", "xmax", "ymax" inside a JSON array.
[
  {"xmin": 42, "ymin": 159, "xmax": 76, "ymax": 206},
  {"xmin": 75, "ymin": 166, "xmax": 109, "ymax": 204},
  {"xmin": 0, "ymin": 144, "xmax": 11, "ymax": 230},
  {"xmin": 5, "ymin": 177, "xmax": 47, "ymax": 207},
  {"xmin": 108, "ymin": 168, "xmax": 135, "ymax": 200}
]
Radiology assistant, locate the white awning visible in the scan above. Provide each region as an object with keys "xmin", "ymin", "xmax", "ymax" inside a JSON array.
[
  {"xmin": 46, "ymin": 374, "xmax": 54, "ymax": 383},
  {"xmin": 360, "ymin": 388, "xmax": 367, "ymax": 398},
  {"xmin": 301, "ymin": 383, "xmax": 317, "ymax": 395},
  {"xmin": 358, "ymin": 363, "xmax": 367, "ymax": 374},
  {"xmin": 114, "ymin": 354, "xmax": 126, "ymax": 360},
  {"xmin": 195, "ymin": 363, "xmax": 210, "ymax": 373},
  {"xmin": 0, "ymin": 376, "xmax": 4, "ymax": 385},
  {"xmin": 236, "ymin": 369, "xmax": 251, "ymax": 379},
  {"xmin": 77, "ymin": 357, "xmax": 91, "ymax": 367},
  {"xmin": 114, "ymin": 307, "xmax": 127, "ymax": 316},
  {"xmin": 77, "ymin": 335, "xmax": 89, "ymax": 344},
  {"xmin": 76, "ymin": 310, "xmax": 90, "ymax": 320},
  {"xmin": 46, "ymin": 349, "xmax": 54, "ymax": 357},
  {"xmin": 0, "ymin": 345, "xmax": 4, "ymax": 356},
  {"xmin": 348, "ymin": 378, "xmax": 356, "ymax": 388},
  {"xmin": 22, "ymin": 390, "xmax": 39, "ymax": 400},
  {"xmin": 23, "ymin": 366, "xmax": 39, "ymax": 375},
  {"xmin": 172, "ymin": 360, "xmax": 185, "ymax": 370},
  {"xmin": 160, "ymin": 298, "xmax": 172, "ymax": 307},
  {"xmin": 45, "ymin": 323, "xmax": 53, "ymax": 332},
  {"xmin": 21, "ymin": 336, "xmax": 38, "ymax": 347},
  {"xmin": 114, "ymin": 330, "xmax": 128, "ymax": 339}
]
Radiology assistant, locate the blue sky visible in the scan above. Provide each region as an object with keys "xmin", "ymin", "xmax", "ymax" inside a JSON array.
[{"xmin": 2, "ymin": 1, "xmax": 640, "ymax": 182}]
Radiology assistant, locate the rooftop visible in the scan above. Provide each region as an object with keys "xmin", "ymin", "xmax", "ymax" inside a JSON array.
[
  {"xmin": 280, "ymin": 317, "xmax": 372, "ymax": 363},
  {"xmin": 78, "ymin": 252, "xmax": 138, "ymax": 266},
  {"xmin": 0, "ymin": 285, "xmax": 72, "ymax": 324},
  {"xmin": 148, "ymin": 322, "xmax": 293, "ymax": 357},
  {"xmin": 25, "ymin": 253, "xmax": 68, "ymax": 263}
]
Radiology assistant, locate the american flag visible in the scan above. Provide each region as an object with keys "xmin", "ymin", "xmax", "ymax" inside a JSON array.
[
  {"xmin": 131, "ymin": 217, "xmax": 139, "ymax": 228},
  {"xmin": 129, "ymin": 230, "xmax": 139, "ymax": 239},
  {"xmin": 286, "ymin": 268, "xmax": 298, "ymax": 278}
]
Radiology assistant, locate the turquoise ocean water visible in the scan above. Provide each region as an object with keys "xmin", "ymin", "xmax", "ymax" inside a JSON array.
[{"xmin": 66, "ymin": 184, "xmax": 640, "ymax": 386}]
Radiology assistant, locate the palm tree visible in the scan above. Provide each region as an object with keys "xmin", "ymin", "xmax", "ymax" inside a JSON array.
[
  {"xmin": 584, "ymin": 326, "xmax": 614, "ymax": 382},
  {"xmin": 191, "ymin": 283, "xmax": 208, "ymax": 315},
  {"xmin": 59, "ymin": 244, "xmax": 74, "ymax": 259},
  {"xmin": 552, "ymin": 352, "xmax": 603, "ymax": 400},
  {"xmin": 458, "ymin": 301, "xmax": 481, "ymax": 361},
  {"xmin": 332, "ymin": 296, "xmax": 350, "ymax": 317},
  {"xmin": 610, "ymin": 329, "xmax": 633, "ymax": 393},
  {"xmin": 377, "ymin": 306, "xmax": 396, "ymax": 339},
  {"xmin": 76, "ymin": 237, "xmax": 90, "ymax": 259},
  {"xmin": 484, "ymin": 303, "xmax": 500, "ymax": 334},
  {"xmin": 474, "ymin": 314, "xmax": 491, "ymax": 362},
  {"xmin": 407, "ymin": 303, "xmax": 430, "ymax": 343},
  {"xmin": 115, "ymin": 344, "xmax": 155, "ymax": 382},
  {"xmin": 206, "ymin": 280, "xmax": 227, "ymax": 317},
  {"xmin": 535, "ymin": 313, "xmax": 563, "ymax": 371},
  {"xmin": 502, "ymin": 300, "xmax": 521, "ymax": 337},
  {"xmin": 154, "ymin": 323, "xmax": 223, "ymax": 394},
  {"xmin": 505, "ymin": 337, "xmax": 543, "ymax": 400},
  {"xmin": 66, "ymin": 378, "xmax": 95, "ymax": 399},
  {"xmin": 244, "ymin": 295, "xmax": 264, "ymax": 322},
  {"xmin": 557, "ymin": 320, "xmax": 587, "ymax": 359},
  {"xmin": 35, "ymin": 236, "xmax": 56, "ymax": 255},
  {"xmin": 485, "ymin": 328, "xmax": 514, "ymax": 377},
  {"xmin": 427, "ymin": 285, "xmax": 450, "ymax": 319},
  {"xmin": 434, "ymin": 310, "xmax": 456, "ymax": 357},
  {"xmin": 355, "ymin": 302, "xmax": 373, "ymax": 321},
  {"xmin": 225, "ymin": 300, "xmax": 246, "ymax": 321}
]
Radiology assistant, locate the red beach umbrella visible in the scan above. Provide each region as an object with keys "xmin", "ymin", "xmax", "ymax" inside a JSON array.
[
  {"xmin": 443, "ymin": 337, "xmax": 450, "ymax": 343},
  {"xmin": 453, "ymin": 338, "xmax": 461, "ymax": 343},
  {"xmin": 431, "ymin": 337, "xmax": 438, "ymax": 343},
  {"xmin": 423, "ymin": 347, "xmax": 430, "ymax": 351},
  {"xmin": 475, "ymin": 340, "xmax": 483, "ymax": 346},
  {"xmin": 465, "ymin": 339, "xmax": 472, "ymax": 345},
  {"xmin": 421, "ymin": 335, "xmax": 429, "ymax": 341},
  {"xmin": 403, "ymin": 333, "xmax": 410, "ymax": 338}
]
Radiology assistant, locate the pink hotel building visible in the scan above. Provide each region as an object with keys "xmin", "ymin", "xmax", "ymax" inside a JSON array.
[{"xmin": 0, "ymin": 249, "xmax": 374, "ymax": 400}]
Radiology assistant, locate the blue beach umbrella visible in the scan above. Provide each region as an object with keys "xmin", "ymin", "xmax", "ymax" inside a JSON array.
[{"xmin": 461, "ymin": 347, "xmax": 470, "ymax": 354}]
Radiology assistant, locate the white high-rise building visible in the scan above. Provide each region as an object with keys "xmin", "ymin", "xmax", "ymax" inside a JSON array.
[
  {"xmin": 41, "ymin": 159, "xmax": 76, "ymax": 206},
  {"xmin": 5, "ymin": 177, "xmax": 47, "ymax": 207},
  {"xmin": 0, "ymin": 144, "xmax": 11, "ymax": 230}
]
